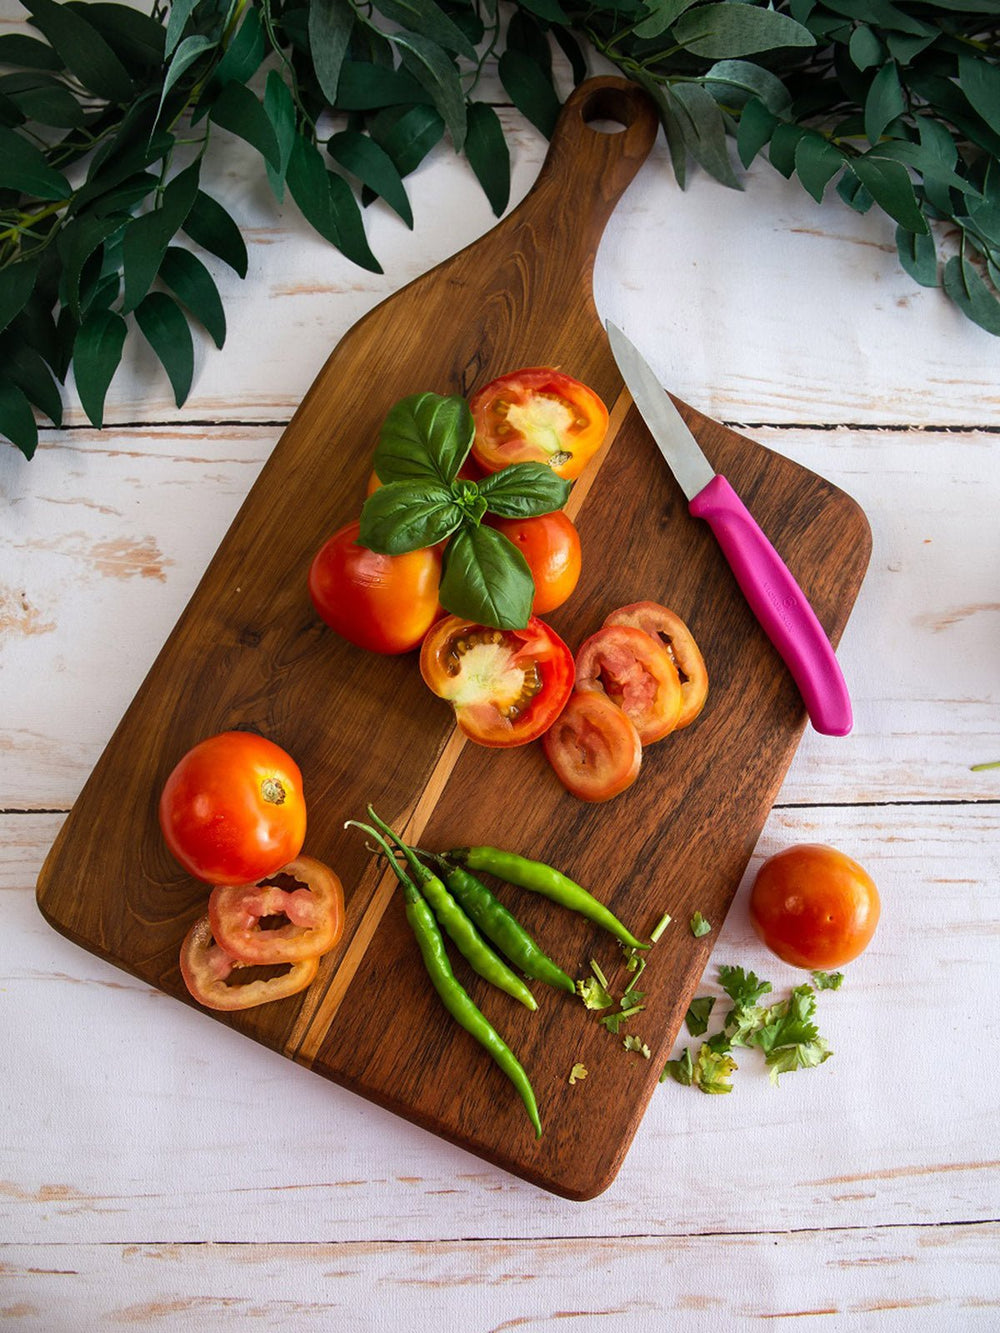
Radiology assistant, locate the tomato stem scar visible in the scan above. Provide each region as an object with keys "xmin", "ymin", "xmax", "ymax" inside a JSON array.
[{"xmin": 261, "ymin": 778, "xmax": 286, "ymax": 805}]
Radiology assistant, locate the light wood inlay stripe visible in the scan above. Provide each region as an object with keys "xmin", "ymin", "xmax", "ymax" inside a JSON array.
[{"xmin": 286, "ymin": 385, "xmax": 633, "ymax": 1067}]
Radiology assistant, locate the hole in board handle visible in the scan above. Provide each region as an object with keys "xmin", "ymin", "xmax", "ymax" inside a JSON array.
[{"xmin": 581, "ymin": 85, "xmax": 641, "ymax": 135}]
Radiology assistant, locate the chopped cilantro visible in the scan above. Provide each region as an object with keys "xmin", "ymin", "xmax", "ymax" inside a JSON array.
[
  {"xmin": 684, "ymin": 995, "xmax": 716, "ymax": 1036},
  {"xmin": 661, "ymin": 1047, "xmax": 694, "ymax": 1085},
  {"xmin": 650, "ymin": 912, "xmax": 672, "ymax": 943},
  {"xmin": 569, "ymin": 1063, "xmax": 588, "ymax": 1085},
  {"xmin": 719, "ymin": 964, "xmax": 772, "ymax": 1008},
  {"xmin": 811, "ymin": 970, "xmax": 844, "ymax": 991},
  {"xmin": 622, "ymin": 1034, "xmax": 651, "ymax": 1058},
  {"xmin": 600, "ymin": 1003, "xmax": 645, "ymax": 1035},
  {"xmin": 749, "ymin": 985, "xmax": 833, "ymax": 1084},
  {"xmin": 692, "ymin": 1044, "xmax": 737, "ymax": 1094},
  {"xmin": 576, "ymin": 960, "xmax": 614, "ymax": 1010},
  {"xmin": 690, "ymin": 912, "xmax": 711, "ymax": 938}
]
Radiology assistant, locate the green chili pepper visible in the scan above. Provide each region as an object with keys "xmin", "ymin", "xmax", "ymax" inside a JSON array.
[
  {"xmin": 449, "ymin": 846, "xmax": 649, "ymax": 951},
  {"xmin": 347, "ymin": 821, "xmax": 542, "ymax": 1139},
  {"xmin": 431, "ymin": 857, "xmax": 576, "ymax": 995},
  {"xmin": 366, "ymin": 809, "xmax": 537, "ymax": 1012}
]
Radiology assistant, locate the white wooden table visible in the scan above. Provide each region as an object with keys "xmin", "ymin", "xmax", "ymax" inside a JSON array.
[{"xmin": 2, "ymin": 22, "xmax": 998, "ymax": 1329}]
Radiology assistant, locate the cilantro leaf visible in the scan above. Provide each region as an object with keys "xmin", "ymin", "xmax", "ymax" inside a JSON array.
[
  {"xmin": 623, "ymin": 1034, "xmax": 651, "ymax": 1058},
  {"xmin": 600, "ymin": 1003, "xmax": 645, "ymax": 1035},
  {"xmin": 719, "ymin": 964, "xmax": 773, "ymax": 1008},
  {"xmin": 661, "ymin": 1047, "xmax": 694, "ymax": 1086},
  {"xmin": 811, "ymin": 970, "xmax": 844, "ymax": 991},
  {"xmin": 685, "ymin": 995, "xmax": 716, "ymax": 1036},
  {"xmin": 749, "ymin": 985, "xmax": 834, "ymax": 1083},
  {"xmin": 576, "ymin": 959, "xmax": 613, "ymax": 1010},
  {"xmin": 693, "ymin": 1044, "xmax": 737, "ymax": 1094},
  {"xmin": 568, "ymin": 1063, "xmax": 587, "ymax": 1085},
  {"xmin": 690, "ymin": 911, "xmax": 712, "ymax": 938}
]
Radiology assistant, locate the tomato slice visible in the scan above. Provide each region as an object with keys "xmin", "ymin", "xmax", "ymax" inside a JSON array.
[
  {"xmin": 420, "ymin": 614, "xmax": 575, "ymax": 747},
  {"xmin": 179, "ymin": 914, "xmax": 319, "ymax": 1011},
  {"xmin": 575, "ymin": 624, "xmax": 682, "ymax": 744},
  {"xmin": 543, "ymin": 690, "xmax": 642, "ymax": 802},
  {"xmin": 208, "ymin": 856, "xmax": 345, "ymax": 964},
  {"xmin": 469, "ymin": 367, "xmax": 609, "ymax": 481},
  {"xmin": 604, "ymin": 602, "xmax": 709, "ymax": 729}
]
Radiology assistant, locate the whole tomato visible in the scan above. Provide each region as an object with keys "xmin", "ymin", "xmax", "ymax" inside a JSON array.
[
  {"xmin": 748, "ymin": 843, "xmax": 880, "ymax": 970},
  {"xmin": 487, "ymin": 511, "xmax": 582, "ymax": 614},
  {"xmin": 159, "ymin": 731, "xmax": 307, "ymax": 886},
  {"xmin": 309, "ymin": 519, "xmax": 443, "ymax": 654}
]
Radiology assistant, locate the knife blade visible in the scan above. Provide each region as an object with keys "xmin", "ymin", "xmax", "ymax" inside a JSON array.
[{"xmin": 606, "ymin": 320, "xmax": 853, "ymax": 737}]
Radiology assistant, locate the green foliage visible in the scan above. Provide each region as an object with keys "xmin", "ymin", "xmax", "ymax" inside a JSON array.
[{"xmin": 1, "ymin": 0, "xmax": 999, "ymax": 459}]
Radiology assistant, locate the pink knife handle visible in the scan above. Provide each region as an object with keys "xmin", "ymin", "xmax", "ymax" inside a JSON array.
[{"xmin": 688, "ymin": 474, "xmax": 853, "ymax": 736}]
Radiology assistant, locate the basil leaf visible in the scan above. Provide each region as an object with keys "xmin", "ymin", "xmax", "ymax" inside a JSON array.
[
  {"xmin": 439, "ymin": 526, "xmax": 534, "ymax": 630},
  {"xmin": 375, "ymin": 392, "xmax": 474, "ymax": 485},
  {"xmin": 358, "ymin": 479, "xmax": 464, "ymax": 553},
  {"xmin": 478, "ymin": 462, "xmax": 571, "ymax": 517}
]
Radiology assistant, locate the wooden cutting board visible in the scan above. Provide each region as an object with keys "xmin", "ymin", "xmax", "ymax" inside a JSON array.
[{"xmin": 36, "ymin": 77, "xmax": 871, "ymax": 1200}]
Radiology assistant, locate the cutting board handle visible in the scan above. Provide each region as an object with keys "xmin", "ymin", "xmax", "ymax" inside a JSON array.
[{"xmin": 530, "ymin": 76, "xmax": 660, "ymax": 244}]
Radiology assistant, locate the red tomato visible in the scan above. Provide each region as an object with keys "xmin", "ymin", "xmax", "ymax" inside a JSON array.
[
  {"xmin": 159, "ymin": 731, "xmax": 307, "ymax": 886},
  {"xmin": 748, "ymin": 843, "xmax": 881, "ymax": 970},
  {"xmin": 420, "ymin": 613, "xmax": 575, "ymax": 747},
  {"xmin": 209, "ymin": 856, "xmax": 345, "ymax": 964},
  {"xmin": 543, "ymin": 690, "xmax": 642, "ymax": 802},
  {"xmin": 308, "ymin": 519, "xmax": 443, "ymax": 654},
  {"xmin": 179, "ymin": 914, "xmax": 319, "ymax": 1011},
  {"xmin": 469, "ymin": 367, "xmax": 609, "ymax": 481},
  {"xmin": 604, "ymin": 602, "xmax": 708, "ymax": 729},
  {"xmin": 574, "ymin": 624, "xmax": 682, "ymax": 744},
  {"xmin": 488, "ymin": 511, "xmax": 582, "ymax": 614}
]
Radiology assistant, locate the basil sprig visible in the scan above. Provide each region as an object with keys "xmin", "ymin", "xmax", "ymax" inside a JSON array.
[{"xmin": 359, "ymin": 391, "xmax": 571, "ymax": 630}]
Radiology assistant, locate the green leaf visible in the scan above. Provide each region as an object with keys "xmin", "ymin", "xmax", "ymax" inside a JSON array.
[
  {"xmin": 837, "ymin": 169, "xmax": 873, "ymax": 213},
  {"xmin": 465, "ymin": 101, "xmax": 510, "ymax": 217},
  {"xmin": 736, "ymin": 95, "xmax": 778, "ymax": 167},
  {"xmin": 375, "ymin": 0, "xmax": 478, "ymax": 62},
  {"xmin": 163, "ymin": 0, "xmax": 198, "ymax": 57},
  {"xmin": 690, "ymin": 911, "xmax": 711, "ymax": 937},
  {"xmin": 70, "ymin": 3, "xmax": 166, "ymax": 72},
  {"xmin": 635, "ymin": 0, "xmax": 700, "ymax": 39},
  {"xmin": 23, "ymin": 0, "xmax": 133, "ymax": 102},
  {"xmin": 158, "ymin": 246, "xmax": 226, "ymax": 348},
  {"xmin": 263, "ymin": 71, "xmax": 297, "ymax": 203},
  {"xmin": 691, "ymin": 1043, "xmax": 737, "ymax": 1093},
  {"xmin": 286, "ymin": 133, "xmax": 382, "ymax": 271},
  {"xmin": 0, "ymin": 377, "xmax": 39, "ymax": 459},
  {"xmin": 518, "ymin": 0, "xmax": 570, "ymax": 21},
  {"xmin": 849, "ymin": 153, "xmax": 928, "ymax": 233},
  {"xmin": 369, "ymin": 104, "xmax": 445, "ymax": 175},
  {"xmin": 794, "ymin": 131, "xmax": 844, "ymax": 202},
  {"xmin": 864, "ymin": 61, "xmax": 904, "ymax": 145},
  {"xmin": 685, "ymin": 995, "xmax": 716, "ymax": 1036},
  {"xmin": 209, "ymin": 80, "xmax": 282, "ymax": 170},
  {"xmin": 4, "ymin": 339, "xmax": 63, "ymax": 426},
  {"xmin": 498, "ymin": 48, "xmax": 560, "ymax": 139},
  {"xmin": 0, "ymin": 257, "xmax": 39, "ymax": 336},
  {"xmin": 768, "ymin": 121, "xmax": 805, "ymax": 178},
  {"xmin": 73, "ymin": 307, "xmax": 126, "ymax": 428},
  {"xmin": 2, "ymin": 73, "xmax": 85, "ymax": 128},
  {"xmin": 56, "ymin": 210, "xmax": 128, "ymax": 318},
  {"xmin": 660, "ymin": 1046, "xmax": 694, "ymax": 1086},
  {"xmin": 959, "ymin": 54, "xmax": 1000, "ymax": 141},
  {"xmin": 943, "ymin": 253, "xmax": 1000, "ymax": 336},
  {"xmin": 670, "ymin": 82, "xmax": 741, "ymax": 188},
  {"xmin": 121, "ymin": 159, "xmax": 200, "ymax": 313},
  {"xmin": 0, "ymin": 125, "xmax": 71, "ymax": 199},
  {"xmin": 308, "ymin": 0, "xmax": 354, "ymax": 104},
  {"xmin": 375, "ymin": 392, "xmax": 474, "ymax": 485},
  {"xmin": 810, "ymin": 970, "xmax": 844, "ymax": 991},
  {"xmin": 439, "ymin": 524, "xmax": 534, "ymax": 630},
  {"xmin": 848, "ymin": 24, "xmax": 882, "ymax": 71},
  {"xmin": 182, "ymin": 189, "xmax": 248, "ymax": 277},
  {"xmin": 211, "ymin": 6, "xmax": 265, "ymax": 89},
  {"xmin": 328, "ymin": 129, "xmax": 413, "ymax": 226},
  {"xmin": 327, "ymin": 171, "xmax": 383, "ymax": 272},
  {"xmin": 478, "ymin": 462, "xmax": 571, "ymax": 517},
  {"xmin": 156, "ymin": 34, "xmax": 215, "ymax": 127},
  {"xmin": 674, "ymin": 3, "xmax": 815, "ymax": 59},
  {"xmin": 134, "ymin": 291, "xmax": 193, "ymax": 407},
  {"xmin": 359, "ymin": 479, "xmax": 464, "ymax": 553},
  {"xmin": 0, "ymin": 33, "xmax": 63, "ymax": 70},
  {"xmin": 336, "ymin": 61, "xmax": 431, "ymax": 110},
  {"xmin": 392, "ymin": 32, "xmax": 466, "ymax": 152},
  {"xmin": 704, "ymin": 59, "xmax": 792, "ymax": 115}
]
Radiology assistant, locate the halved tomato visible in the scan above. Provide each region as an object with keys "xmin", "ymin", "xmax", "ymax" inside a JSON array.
[
  {"xmin": 179, "ymin": 914, "xmax": 319, "ymax": 1011},
  {"xmin": 604, "ymin": 602, "xmax": 708, "ymax": 729},
  {"xmin": 543, "ymin": 690, "xmax": 642, "ymax": 802},
  {"xmin": 420, "ymin": 614, "xmax": 575, "ymax": 747},
  {"xmin": 469, "ymin": 367, "xmax": 609, "ymax": 481},
  {"xmin": 208, "ymin": 856, "xmax": 345, "ymax": 964},
  {"xmin": 575, "ymin": 624, "xmax": 682, "ymax": 744}
]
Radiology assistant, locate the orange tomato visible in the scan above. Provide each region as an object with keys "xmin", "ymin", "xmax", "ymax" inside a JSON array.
[{"xmin": 488, "ymin": 510, "xmax": 582, "ymax": 614}]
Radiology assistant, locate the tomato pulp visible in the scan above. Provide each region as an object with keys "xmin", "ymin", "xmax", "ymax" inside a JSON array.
[
  {"xmin": 749, "ymin": 843, "xmax": 881, "ymax": 970},
  {"xmin": 209, "ymin": 856, "xmax": 345, "ymax": 964},
  {"xmin": 309, "ymin": 519, "xmax": 443, "ymax": 654},
  {"xmin": 574, "ymin": 624, "xmax": 682, "ymax": 744},
  {"xmin": 420, "ymin": 614, "xmax": 575, "ymax": 746},
  {"xmin": 604, "ymin": 601, "xmax": 708, "ymax": 730},
  {"xmin": 543, "ymin": 690, "xmax": 642, "ymax": 802},
  {"xmin": 159, "ymin": 731, "xmax": 307, "ymax": 886},
  {"xmin": 470, "ymin": 367, "xmax": 609, "ymax": 481}
]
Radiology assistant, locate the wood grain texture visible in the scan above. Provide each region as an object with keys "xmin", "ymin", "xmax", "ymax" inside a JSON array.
[{"xmin": 33, "ymin": 78, "xmax": 869, "ymax": 1199}]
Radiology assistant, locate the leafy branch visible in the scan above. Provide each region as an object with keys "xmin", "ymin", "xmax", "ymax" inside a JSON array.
[{"xmin": 2, "ymin": 0, "xmax": 999, "ymax": 460}]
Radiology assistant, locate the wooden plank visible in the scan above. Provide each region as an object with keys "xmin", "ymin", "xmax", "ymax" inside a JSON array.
[
  {"xmin": 1, "ymin": 1224, "xmax": 997, "ymax": 1331},
  {"xmin": 5, "ymin": 803, "xmax": 997, "ymax": 1240}
]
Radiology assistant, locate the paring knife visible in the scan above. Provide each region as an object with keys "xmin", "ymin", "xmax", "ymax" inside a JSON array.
[{"xmin": 606, "ymin": 321, "xmax": 853, "ymax": 737}]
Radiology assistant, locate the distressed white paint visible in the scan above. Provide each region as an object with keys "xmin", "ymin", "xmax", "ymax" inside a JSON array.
[{"xmin": 1, "ymin": 3, "xmax": 999, "ymax": 1325}]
